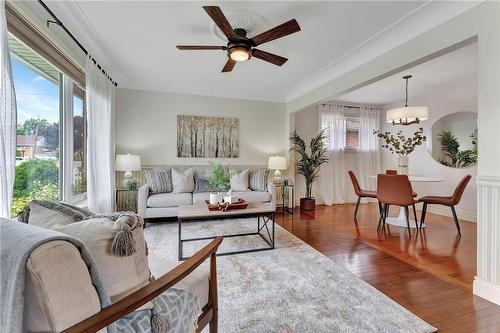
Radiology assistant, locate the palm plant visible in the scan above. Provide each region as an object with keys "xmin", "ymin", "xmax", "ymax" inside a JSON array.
[
  {"xmin": 438, "ymin": 130, "xmax": 477, "ymax": 167},
  {"xmin": 289, "ymin": 129, "xmax": 329, "ymax": 199}
]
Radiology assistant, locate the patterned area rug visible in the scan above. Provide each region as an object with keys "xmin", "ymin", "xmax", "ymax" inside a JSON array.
[{"xmin": 145, "ymin": 218, "xmax": 437, "ymax": 333}]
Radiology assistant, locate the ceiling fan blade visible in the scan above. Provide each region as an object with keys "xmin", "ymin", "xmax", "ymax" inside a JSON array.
[
  {"xmin": 203, "ymin": 6, "xmax": 237, "ymax": 40},
  {"xmin": 222, "ymin": 58, "xmax": 236, "ymax": 72},
  {"xmin": 251, "ymin": 19, "xmax": 301, "ymax": 46},
  {"xmin": 176, "ymin": 46, "xmax": 227, "ymax": 50},
  {"xmin": 252, "ymin": 49, "xmax": 288, "ymax": 66}
]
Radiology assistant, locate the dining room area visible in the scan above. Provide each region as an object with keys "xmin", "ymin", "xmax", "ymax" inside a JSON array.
[{"xmin": 288, "ymin": 40, "xmax": 479, "ymax": 292}]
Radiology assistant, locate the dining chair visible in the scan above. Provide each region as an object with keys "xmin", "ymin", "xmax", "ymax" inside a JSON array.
[
  {"xmin": 376, "ymin": 174, "xmax": 418, "ymax": 238},
  {"xmin": 348, "ymin": 170, "xmax": 381, "ymax": 218},
  {"xmin": 418, "ymin": 174, "xmax": 472, "ymax": 237},
  {"xmin": 386, "ymin": 170, "xmax": 418, "ymax": 198}
]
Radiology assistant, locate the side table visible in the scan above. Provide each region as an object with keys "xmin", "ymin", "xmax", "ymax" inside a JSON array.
[
  {"xmin": 276, "ymin": 183, "xmax": 294, "ymax": 215},
  {"xmin": 116, "ymin": 189, "xmax": 138, "ymax": 212}
]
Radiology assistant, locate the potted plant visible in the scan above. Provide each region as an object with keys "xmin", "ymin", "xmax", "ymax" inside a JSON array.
[
  {"xmin": 373, "ymin": 128, "xmax": 426, "ymax": 174},
  {"xmin": 207, "ymin": 162, "xmax": 232, "ymax": 204},
  {"xmin": 437, "ymin": 130, "xmax": 477, "ymax": 167},
  {"xmin": 289, "ymin": 129, "xmax": 329, "ymax": 211}
]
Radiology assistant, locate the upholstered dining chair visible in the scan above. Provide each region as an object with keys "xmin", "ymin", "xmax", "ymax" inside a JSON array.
[
  {"xmin": 376, "ymin": 174, "xmax": 419, "ymax": 238},
  {"xmin": 385, "ymin": 170, "xmax": 418, "ymax": 198},
  {"xmin": 418, "ymin": 174, "xmax": 472, "ymax": 237},
  {"xmin": 348, "ymin": 170, "xmax": 380, "ymax": 218}
]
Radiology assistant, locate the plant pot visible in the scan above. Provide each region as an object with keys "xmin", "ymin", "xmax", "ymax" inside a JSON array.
[
  {"xmin": 209, "ymin": 192, "xmax": 222, "ymax": 205},
  {"xmin": 300, "ymin": 198, "xmax": 316, "ymax": 211}
]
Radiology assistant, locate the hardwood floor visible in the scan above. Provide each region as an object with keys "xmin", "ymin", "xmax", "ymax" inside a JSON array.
[{"xmin": 275, "ymin": 204, "xmax": 500, "ymax": 333}]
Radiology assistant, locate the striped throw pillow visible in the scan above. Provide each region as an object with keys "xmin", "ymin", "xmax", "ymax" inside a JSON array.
[
  {"xmin": 144, "ymin": 168, "xmax": 173, "ymax": 194},
  {"xmin": 249, "ymin": 168, "xmax": 269, "ymax": 191}
]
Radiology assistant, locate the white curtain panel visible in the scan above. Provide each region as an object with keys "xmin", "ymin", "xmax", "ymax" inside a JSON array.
[
  {"xmin": 0, "ymin": 4, "xmax": 16, "ymax": 218},
  {"xmin": 319, "ymin": 104, "xmax": 346, "ymax": 205},
  {"xmin": 86, "ymin": 56, "xmax": 115, "ymax": 213},
  {"xmin": 358, "ymin": 107, "xmax": 382, "ymax": 190}
]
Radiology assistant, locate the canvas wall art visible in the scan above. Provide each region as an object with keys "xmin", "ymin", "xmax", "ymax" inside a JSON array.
[{"xmin": 177, "ymin": 115, "xmax": 239, "ymax": 158}]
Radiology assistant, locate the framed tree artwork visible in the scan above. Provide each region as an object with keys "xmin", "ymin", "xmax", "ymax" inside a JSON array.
[{"xmin": 177, "ymin": 115, "xmax": 239, "ymax": 158}]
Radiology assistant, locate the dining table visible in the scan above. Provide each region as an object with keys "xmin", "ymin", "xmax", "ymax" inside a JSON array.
[{"xmin": 369, "ymin": 175, "xmax": 443, "ymax": 228}]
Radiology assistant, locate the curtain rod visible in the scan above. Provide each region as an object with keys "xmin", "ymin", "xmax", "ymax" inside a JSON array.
[
  {"xmin": 321, "ymin": 104, "xmax": 375, "ymax": 109},
  {"xmin": 37, "ymin": 0, "xmax": 118, "ymax": 87}
]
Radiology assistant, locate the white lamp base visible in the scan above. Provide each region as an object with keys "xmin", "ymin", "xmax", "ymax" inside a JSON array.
[
  {"xmin": 273, "ymin": 169, "xmax": 282, "ymax": 185},
  {"xmin": 122, "ymin": 171, "xmax": 133, "ymax": 188}
]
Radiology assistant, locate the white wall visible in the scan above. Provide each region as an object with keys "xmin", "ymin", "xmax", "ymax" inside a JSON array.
[
  {"xmin": 293, "ymin": 106, "xmax": 320, "ymax": 202},
  {"xmin": 116, "ymin": 88, "xmax": 287, "ymax": 166},
  {"xmin": 381, "ymin": 79, "xmax": 477, "ymax": 221}
]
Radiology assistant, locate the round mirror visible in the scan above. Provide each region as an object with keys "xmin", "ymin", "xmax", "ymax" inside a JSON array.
[{"xmin": 428, "ymin": 112, "xmax": 477, "ymax": 168}]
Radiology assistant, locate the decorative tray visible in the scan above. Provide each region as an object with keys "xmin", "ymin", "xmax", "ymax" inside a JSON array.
[{"xmin": 205, "ymin": 199, "xmax": 248, "ymax": 211}]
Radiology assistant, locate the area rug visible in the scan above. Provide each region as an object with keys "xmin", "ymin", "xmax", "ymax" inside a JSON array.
[{"xmin": 145, "ymin": 218, "xmax": 437, "ymax": 333}]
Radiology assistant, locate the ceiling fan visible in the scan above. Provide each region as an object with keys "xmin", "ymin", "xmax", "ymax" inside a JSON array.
[{"xmin": 176, "ymin": 6, "xmax": 301, "ymax": 72}]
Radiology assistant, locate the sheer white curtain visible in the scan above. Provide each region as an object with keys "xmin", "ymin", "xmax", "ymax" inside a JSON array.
[
  {"xmin": 0, "ymin": 4, "xmax": 16, "ymax": 218},
  {"xmin": 358, "ymin": 107, "xmax": 382, "ymax": 190},
  {"xmin": 319, "ymin": 104, "xmax": 346, "ymax": 205},
  {"xmin": 86, "ymin": 56, "xmax": 115, "ymax": 213}
]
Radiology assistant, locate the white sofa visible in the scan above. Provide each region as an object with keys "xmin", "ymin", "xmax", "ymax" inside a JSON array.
[{"xmin": 138, "ymin": 165, "xmax": 276, "ymax": 219}]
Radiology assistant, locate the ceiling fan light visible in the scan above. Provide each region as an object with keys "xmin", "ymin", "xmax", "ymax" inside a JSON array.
[{"xmin": 229, "ymin": 48, "xmax": 250, "ymax": 62}]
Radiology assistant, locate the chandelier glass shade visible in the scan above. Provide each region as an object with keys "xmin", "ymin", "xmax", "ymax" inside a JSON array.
[{"xmin": 386, "ymin": 75, "xmax": 429, "ymax": 125}]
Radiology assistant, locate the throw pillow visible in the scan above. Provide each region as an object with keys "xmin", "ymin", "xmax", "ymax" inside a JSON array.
[
  {"xmin": 194, "ymin": 176, "xmax": 211, "ymax": 193},
  {"xmin": 20, "ymin": 200, "xmax": 92, "ymax": 227},
  {"xmin": 144, "ymin": 168, "xmax": 172, "ymax": 194},
  {"xmin": 230, "ymin": 169, "xmax": 250, "ymax": 191},
  {"xmin": 249, "ymin": 168, "xmax": 269, "ymax": 191},
  {"xmin": 172, "ymin": 168, "xmax": 195, "ymax": 193},
  {"xmin": 24, "ymin": 202, "xmax": 151, "ymax": 307}
]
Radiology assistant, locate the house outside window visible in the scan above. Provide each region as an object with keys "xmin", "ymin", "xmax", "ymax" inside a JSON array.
[{"xmin": 345, "ymin": 117, "xmax": 360, "ymax": 151}]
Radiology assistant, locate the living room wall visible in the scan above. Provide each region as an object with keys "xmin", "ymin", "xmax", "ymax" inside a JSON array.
[{"xmin": 115, "ymin": 88, "xmax": 288, "ymax": 166}]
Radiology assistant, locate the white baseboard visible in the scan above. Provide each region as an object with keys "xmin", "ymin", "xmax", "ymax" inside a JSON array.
[
  {"xmin": 425, "ymin": 205, "xmax": 476, "ymax": 223},
  {"xmin": 473, "ymin": 277, "xmax": 500, "ymax": 305}
]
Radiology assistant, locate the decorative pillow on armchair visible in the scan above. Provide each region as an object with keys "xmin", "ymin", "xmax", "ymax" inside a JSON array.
[{"xmin": 22, "ymin": 201, "xmax": 151, "ymax": 307}]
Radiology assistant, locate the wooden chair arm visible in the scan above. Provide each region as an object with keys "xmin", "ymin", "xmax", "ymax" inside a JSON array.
[{"xmin": 62, "ymin": 236, "xmax": 223, "ymax": 333}]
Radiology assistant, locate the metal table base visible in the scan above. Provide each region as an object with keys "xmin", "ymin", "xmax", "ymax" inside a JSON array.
[{"xmin": 178, "ymin": 212, "xmax": 275, "ymax": 261}]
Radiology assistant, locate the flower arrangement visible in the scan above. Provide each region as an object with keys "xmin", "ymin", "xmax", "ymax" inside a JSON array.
[{"xmin": 373, "ymin": 127, "xmax": 427, "ymax": 156}]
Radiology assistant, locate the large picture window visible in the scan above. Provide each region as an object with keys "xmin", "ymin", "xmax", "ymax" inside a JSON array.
[{"xmin": 8, "ymin": 34, "xmax": 86, "ymax": 216}]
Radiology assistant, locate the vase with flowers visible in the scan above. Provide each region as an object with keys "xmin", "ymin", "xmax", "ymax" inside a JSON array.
[{"xmin": 373, "ymin": 128, "xmax": 427, "ymax": 175}]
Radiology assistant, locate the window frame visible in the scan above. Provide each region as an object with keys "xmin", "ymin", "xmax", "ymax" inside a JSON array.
[{"xmin": 7, "ymin": 4, "xmax": 87, "ymax": 205}]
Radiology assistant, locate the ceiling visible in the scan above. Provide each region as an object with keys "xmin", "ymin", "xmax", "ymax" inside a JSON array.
[
  {"xmin": 333, "ymin": 42, "xmax": 478, "ymax": 105},
  {"xmin": 13, "ymin": 1, "xmax": 479, "ymax": 103}
]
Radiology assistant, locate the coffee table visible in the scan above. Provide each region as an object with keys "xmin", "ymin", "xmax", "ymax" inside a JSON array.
[{"xmin": 177, "ymin": 203, "xmax": 276, "ymax": 260}]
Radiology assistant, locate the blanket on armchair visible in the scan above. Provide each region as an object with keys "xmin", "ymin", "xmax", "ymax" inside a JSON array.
[{"xmin": 0, "ymin": 218, "xmax": 116, "ymax": 333}]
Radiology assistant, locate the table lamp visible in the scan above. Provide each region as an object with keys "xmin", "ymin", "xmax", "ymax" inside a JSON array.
[
  {"xmin": 268, "ymin": 155, "xmax": 287, "ymax": 185},
  {"xmin": 116, "ymin": 153, "xmax": 141, "ymax": 188}
]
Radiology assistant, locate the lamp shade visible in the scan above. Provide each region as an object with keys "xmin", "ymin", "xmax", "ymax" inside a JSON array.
[
  {"xmin": 115, "ymin": 154, "xmax": 141, "ymax": 171},
  {"xmin": 268, "ymin": 155, "xmax": 287, "ymax": 170},
  {"xmin": 386, "ymin": 106, "xmax": 429, "ymax": 125}
]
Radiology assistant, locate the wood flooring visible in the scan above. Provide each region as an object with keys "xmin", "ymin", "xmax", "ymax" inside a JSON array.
[{"xmin": 275, "ymin": 204, "xmax": 500, "ymax": 333}]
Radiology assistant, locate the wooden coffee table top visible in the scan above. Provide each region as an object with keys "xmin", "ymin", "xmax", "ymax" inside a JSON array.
[{"xmin": 178, "ymin": 203, "xmax": 275, "ymax": 219}]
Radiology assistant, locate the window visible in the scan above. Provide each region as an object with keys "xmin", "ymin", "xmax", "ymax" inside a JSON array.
[
  {"xmin": 72, "ymin": 84, "xmax": 87, "ymax": 196},
  {"xmin": 345, "ymin": 117, "xmax": 360, "ymax": 151},
  {"xmin": 9, "ymin": 33, "xmax": 86, "ymax": 216}
]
